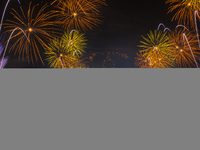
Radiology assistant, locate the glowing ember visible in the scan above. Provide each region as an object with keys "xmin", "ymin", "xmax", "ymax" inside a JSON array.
[{"xmin": 29, "ymin": 28, "xmax": 33, "ymax": 32}]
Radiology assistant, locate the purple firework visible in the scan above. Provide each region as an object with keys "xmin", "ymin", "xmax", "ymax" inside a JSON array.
[
  {"xmin": 0, "ymin": 35, "xmax": 9, "ymax": 68},
  {"xmin": 0, "ymin": 57, "xmax": 8, "ymax": 68}
]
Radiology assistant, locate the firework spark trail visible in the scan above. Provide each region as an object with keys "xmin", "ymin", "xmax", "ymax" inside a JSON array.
[
  {"xmin": 183, "ymin": 33, "xmax": 199, "ymax": 68},
  {"xmin": 148, "ymin": 57, "xmax": 151, "ymax": 63},
  {"xmin": 0, "ymin": 27, "xmax": 29, "ymax": 68},
  {"xmin": 153, "ymin": 47, "xmax": 158, "ymax": 52},
  {"xmin": 68, "ymin": 30, "xmax": 77, "ymax": 49},
  {"xmin": 69, "ymin": 29, "xmax": 77, "ymax": 35},
  {"xmin": 59, "ymin": 58, "xmax": 65, "ymax": 68},
  {"xmin": 157, "ymin": 23, "xmax": 171, "ymax": 32},
  {"xmin": 194, "ymin": 10, "xmax": 200, "ymax": 48},
  {"xmin": 0, "ymin": 57, "xmax": 8, "ymax": 68},
  {"xmin": 176, "ymin": 25, "xmax": 189, "ymax": 31},
  {"xmin": 157, "ymin": 23, "xmax": 165, "ymax": 30},
  {"xmin": 0, "ymin": 36, "xmax": 8, "ymax": 68},
  {"xmin": 68, "ymin": 30, "xmax": 77, "ymax": 47},
  {"xmin": 158, "ymin": 24, "xmax": 188, "ymax": 33},
  {"xmin": 147, "ymin": 57, "xmax": 152, "ymax": 66},
  {"xmin": 0, "ymin": 0, "xmax": 21, "ymax": 33},
  {"xmin": 68, "ymin": 40, "xmax": 73, "ymax": 46},
  {"xmin": 0, "ymin": 35, "xmax": 5, "ymax": 56},
  {"xmin": 163, "ymin": 28, "xmax": 171, "ymax": 32},
  {"xmin": 176, "ymin": 25, "xmax": 189, "ymax": 46},
  {"xmin": 72, "ymin": 49, "xmax": 82, "ymax": 56}
]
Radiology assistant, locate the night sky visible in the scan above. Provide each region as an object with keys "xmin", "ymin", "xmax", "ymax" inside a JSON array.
[{"xmin": 0, "ymin": 0, "xmax": 177, "ymax": 68}]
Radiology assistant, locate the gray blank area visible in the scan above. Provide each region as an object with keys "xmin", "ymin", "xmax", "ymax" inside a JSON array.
[{"xmin": 0, "ymin": 69, "xmax": 200, "ymax": 150}]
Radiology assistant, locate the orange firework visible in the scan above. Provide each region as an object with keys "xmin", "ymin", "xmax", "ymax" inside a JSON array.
[
  {"xmin": 166, "ymin": 0, "xmax": 200, "ymax": 28},
  {"xmin": 135, "ymin": 52, "xmax": 150, "ymax": 68},
  {"xmin": 135, "ymin": 52, "xmax": 173, "ymax": 68},
  {"xmin": 89, "ymin": 51, "xmax": 128, "ymax": 68},
  {"xmin": 169, "ymin": 28, "xmax": 200, "ymax": 67},
  {"xmin": 51, "ymin": 0, "xmax": 107, "ymax": 32},
  {"xmin": 3, "ymin": 2, "xmax": 61, "ymax": 65}
]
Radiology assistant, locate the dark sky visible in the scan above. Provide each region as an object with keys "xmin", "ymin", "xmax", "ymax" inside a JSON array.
[{"xmin": 0, "ymin": 0, "xmax": 177, "ymax": 68}]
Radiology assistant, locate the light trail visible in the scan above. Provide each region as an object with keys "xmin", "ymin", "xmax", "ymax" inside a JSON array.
[
  {"xmin": 72, "ymin": 49, "xmax": 82, "ymax": 57},
  {"xmin": 176, "ymin": 25, "xmax": 189, "ymax": 31},
  {"xmin": 157, "ymin": 23, "xmax": 171, "ymax": 32},
  {"xmin": 59, "ymin": 58, "xmax": 65, "ymax": 68},
  {"xmin": 69, "ymin": 29, "xmax": 77, "ymax": 35},
  {"xmin": 183, "ymin": 33, "xmax": 199, "ymax": 68}
]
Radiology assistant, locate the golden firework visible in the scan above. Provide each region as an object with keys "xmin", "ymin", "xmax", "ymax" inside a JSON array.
[
  {"xmin": 62, "ymin": 30, "xmax": 87, "ymax": 57},
  {"xmin": 138, "ymin": 30, "xmax": 175, "ymax": 68},
  {"xmin": 169, "ymin": 28, "xmax": 200, "ymax": 67},
  {"xmin": 89, "ymin": 51, "xmax": 128, "ymax": 68},
  {"xmin": 166, "ymin": 0, "xmax": 200, "ymax": 28},
  {"xmin": 135, "ymin": 52, "xmax": 150, "ymax": 68},
  {"xmin": 51, "ymin": 0, "xmax": 107, "ymax": 31},
  {"xmin": 3, "ymin": 2, "xmax": 61, "ymax": 65}
]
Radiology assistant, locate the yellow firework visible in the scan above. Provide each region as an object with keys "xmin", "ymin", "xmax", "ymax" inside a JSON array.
[
  {"xmin": 138, "ymin": 30, "xmax": 175, "ymax": 68},
  {"xmin": 51, "ymin": 0, "xmax": 107, "ymax": 32},
  {"xmin": 166, "ymin": 0, "xmax": 200, "ymax": 28},
  {"xmin": 169, "ymin": 28, "xmax": 200, "ymax": 67},
  {"xmin": 62, "ymin": 30, "xmax": 87, "ymax": 57},
  {"xmin": 3, "ymin": 2, "xmax": 61, "ymax": 65},
  {"xmin": 45, "ymin": 33, "xmax": 87, "ymax": 68}
]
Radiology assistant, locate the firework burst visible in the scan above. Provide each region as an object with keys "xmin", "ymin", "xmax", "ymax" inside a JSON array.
[
  {"xmin": 45, "ymin": 31, "xmax": 87, "ymax": 68},
  {"xmin": 169, "ymin": 28, "xmax": 200, "ymax": 67},
  {"xmin": 137, "ymin": 30, "xmax": 175, "ymax": 68},
  {"xmin": 62, "ymin": 30, "xmax": 87, "ymax": 56},
  {"xmin": 166, "ymin": 0, "xmax": 200, "ymax": 29},
  {"xmin": 135, "ymin": 52, "xmax": 174, "ymax": 68},
  {"xmin": 89, "ymin": 51, "xmax": 128, "ymax": 68},
  {"xmin": 3, "ymin": 2, "xmax": 61, "ymax": 65},
  {"xmin": 51, "ymin": 0, "xmax": 107, "ymax": 32}
]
